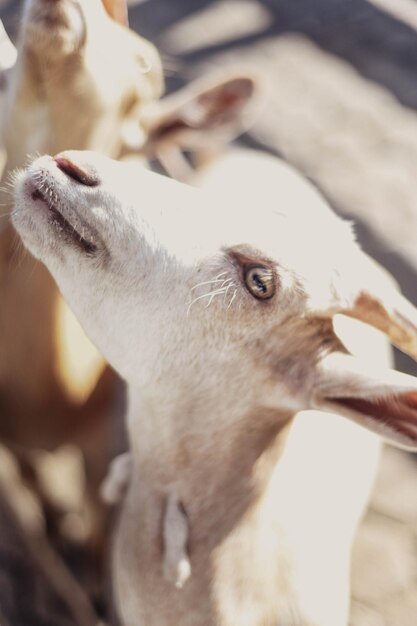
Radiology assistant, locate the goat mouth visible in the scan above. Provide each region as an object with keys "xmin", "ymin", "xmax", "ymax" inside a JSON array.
[
  {"xmin": 29, "ymin": 5, "xmax": 65, "ymax": 26},
  {"xmin": 27, "ymin": 1, "xmax": 87, "ymax": 49},
  {"xmin": 30, "ymin": 185, "xmax": 98, "ymax": 256}
]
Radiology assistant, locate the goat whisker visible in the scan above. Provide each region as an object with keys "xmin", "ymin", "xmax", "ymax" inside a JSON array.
[
  {"xmin": 191, "ymin": 278, "xmax": 227, "ymax": 291},
  {"xmin": 187, "ymin": 286, "xmax": 228, "ymax": 315},
  {"xmin": 205, "ymin": 287, "xmax": 228, "ymax": 308},
  {"xmin": 223, "ymin": 282, "xmax": 236, "ymax": 302},
  {"xmin": 227, "ymin": 289, "xmax": 237, "ymax": 310},
  {"xmin": 191, "ymin": 271, "xmax": 233, "ymax": 292},
  {"xmin": 215, "ymin": 271, "xmax": 228, "ymax": 280}
]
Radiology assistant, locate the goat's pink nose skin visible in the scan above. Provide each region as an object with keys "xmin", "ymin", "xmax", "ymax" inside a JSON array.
[{"xmin": 54, "ymin": 154, "xmax": 100, "ymax": 187}]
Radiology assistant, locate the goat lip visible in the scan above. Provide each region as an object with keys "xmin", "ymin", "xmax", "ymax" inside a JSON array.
[
  {"xmin": 27, "ymin": 1, "xmax": 86, "ymax": 51},
  {"xmin": 28, "ymin": 7, "xmax": 72, "ymax": 31},
  {"xmin": 28, "ymin": 180, "xmax": 98, "ymax": 256}
]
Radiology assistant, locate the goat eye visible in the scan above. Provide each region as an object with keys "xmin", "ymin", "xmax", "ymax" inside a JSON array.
[{"xmin": 244, "ymin": 266, "xmax": 275, "ymax": 300}]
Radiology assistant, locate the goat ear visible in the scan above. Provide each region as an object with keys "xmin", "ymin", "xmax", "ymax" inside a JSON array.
[
  {"xmin": 142, "ymin": 71, "xmax": 263, "ymax": 159},
  {"xmin": 314, "ymin": 352, "xmax": 417, "ymax": 450},
  {"xmin": 101, "ymin": 0, "xmax": 129, "ymax": 26},
  {"xmin": 338, "ymin": 252, "xmax": 417, "ymax": 360}
]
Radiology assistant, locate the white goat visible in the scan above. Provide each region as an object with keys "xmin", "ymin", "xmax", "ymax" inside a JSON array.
[
  {"xmin": 0, "ymin": 0, "xmax": 260, "ymax": 446},
  {"xmin": 0, "ymin": 0, "xmax": 163, "ymax": 448},
  {"xmin": 1, "ymin": 0, "xmax": 163, "ymax": 174},
  {"xmin": 12, "ymin": 148, "xmax": 417, "ymax": 626}
]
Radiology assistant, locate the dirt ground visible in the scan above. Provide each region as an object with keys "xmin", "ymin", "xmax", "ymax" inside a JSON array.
[{"xmin": 1, "ymin": 0, "xmax": 417, "ymax": 624}]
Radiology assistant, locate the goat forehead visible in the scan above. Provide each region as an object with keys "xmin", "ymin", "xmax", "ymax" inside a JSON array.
[
  {"xmin": 106, "ymin": 162, "xmax": 353, "ymax": 269},
  {"xmin": 141, "ymin": 215, "xmax": 349, "ymax": 301}
]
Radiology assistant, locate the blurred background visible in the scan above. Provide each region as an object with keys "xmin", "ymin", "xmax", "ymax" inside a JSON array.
[{"xmin": 1, "ymin": 0, "xmax": 417, "ymax": 625}]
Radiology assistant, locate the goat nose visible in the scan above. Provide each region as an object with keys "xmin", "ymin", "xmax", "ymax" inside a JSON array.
[{"xmin": 54, "ymin": 153, "xmax": 101, "ymax": 187}]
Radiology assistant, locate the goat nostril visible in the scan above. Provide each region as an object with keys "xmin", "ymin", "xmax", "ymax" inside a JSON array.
[{"xmin": 54, "ymin": 156, "xmax": 100, "ymax": 187}]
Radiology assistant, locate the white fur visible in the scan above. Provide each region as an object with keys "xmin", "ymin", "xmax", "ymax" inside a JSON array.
[{"xmin": 12, "ymin": 150, "xmax": 417, "ymax": 626}]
